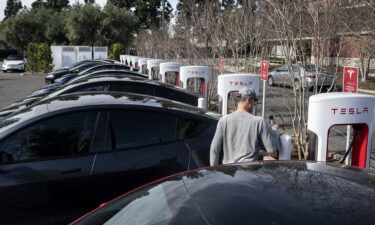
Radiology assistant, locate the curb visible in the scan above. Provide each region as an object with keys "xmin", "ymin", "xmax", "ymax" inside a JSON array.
[{"xmin": 358, "ymin": 88, "xmax": 375, "ymax": 95}]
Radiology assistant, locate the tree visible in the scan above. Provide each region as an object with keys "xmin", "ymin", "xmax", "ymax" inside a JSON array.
[
  {"xmin": 45, "ymin": 0, "xmax": 69, "ymax": 12},
  {"xmin": 4, "ymin": 0, "xmax": 23, "ymax": 19},
  {"xmin": 65, "ymin": 3, "xmax": 103, "ymax": 46},
  {"xmin": 108, "ymin": 0, "xmax": 135, "ymax": 9},
  {"xmin": 0, "ymin": 8, "xmax": 50, "ymax": 51},
  {"xmin": 84, "ymin": 0, "xmax": 95, "ymax": 4},
  {"xmin": 108, "ymin": 43, "xmax": 124, "ymax": 60},
  {"xmin": 134, "ymin": 0, "xmax": 173, "ymax": 29},
  {"xmin": 100, "ymin": 3, "xmax": 138, "ymax": 47}
]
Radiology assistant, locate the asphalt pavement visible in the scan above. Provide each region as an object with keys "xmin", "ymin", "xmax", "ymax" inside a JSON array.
[{"xmin": 0, "ymin": 62, "xmax": 45, "ymax": 109}]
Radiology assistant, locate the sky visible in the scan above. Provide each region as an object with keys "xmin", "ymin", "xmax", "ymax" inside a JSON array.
[{"xmin": 0, "ymin": 0, "xmax": 178, "ymax": 21}]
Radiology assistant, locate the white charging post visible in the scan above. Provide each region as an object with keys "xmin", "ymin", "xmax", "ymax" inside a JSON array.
[
  {"xmin": 126, "ymin": 56, "xmax": 133, "ymax": 67},
  {"xmin": 217, "ymin": 74, "xmax": 260, "ymax": 115},
  {"xmin": 180, "ymin": 66, "xmax": 211, "ymax": 110},
  {"xmin": 138, "ymin": 58, "xmax": 150, "ymax": 75},
  {"xmin": 308, "ymin": 93, "xmax": 375, "ymax": 169},
  {"xmin": 159, "ymin": 62, "xmax": 184, "ymax": 85},
  {"xmin": 147, "ymin": 59, "xmax": 166, "ymax": 80},
  {"xmin": 131, "ymin": 56, "xmax": 140, "ymax": 71}
]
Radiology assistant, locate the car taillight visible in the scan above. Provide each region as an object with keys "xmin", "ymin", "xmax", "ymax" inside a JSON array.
[{"xmin": 305, "ymin": 75, "xmax": 316, "ymax": 79}]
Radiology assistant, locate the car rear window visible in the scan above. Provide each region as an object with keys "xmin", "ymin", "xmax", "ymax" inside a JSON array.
[{"xmin": 6, "ymin": 55, "xmax": 24, "ymax": 60}]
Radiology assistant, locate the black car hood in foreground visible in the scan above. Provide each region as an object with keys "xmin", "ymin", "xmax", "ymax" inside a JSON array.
[{"xmin": 73, "ymin": 161, "xmax": 375, "ymax": 225}]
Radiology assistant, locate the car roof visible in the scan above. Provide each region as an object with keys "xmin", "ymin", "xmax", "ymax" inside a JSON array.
[
  {"xmin": 0, "ymin": 92, "xmax": 217, "ymax": 136},
  {"xmin": 66, "ymin": 74, "xmax": 200, "ymax": 96},
  {"xmin": 79, "ymin": 64, "xmax": 131, "ymax": 74},
  {"xmin": 73, "ymin": 161, "xmax": 375, "ymax": 225},
  {"xmin": 67, "ymin": 70, "xmax": 148, "ymax": 83}
]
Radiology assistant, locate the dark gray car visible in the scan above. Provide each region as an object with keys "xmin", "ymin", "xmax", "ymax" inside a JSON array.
[{"xmin": 0, "ymin": 92, "xmax": 219, "ymax": 225}]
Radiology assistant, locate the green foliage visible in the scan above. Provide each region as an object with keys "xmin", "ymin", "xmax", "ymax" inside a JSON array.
[
  {"xmin": 45, "ymin": 11, "xmax": 69, "ymax": 44},
  {"xmin": 0, "ymin": 8, "xmax": 50, "ymax": 50},
  {"xmin": 100, "ymin": 3, "xmax": 138, "ymax": 47},
  {"xmin": 25, "ymin": 43, "xmax": 39, "ymax": 73},
  {"xmin": 134, "ymin": 0, "xmax": 173, "ymax": 29},
  {"xmin": 25, "ymin": 43, "xmax": 52, "ymax": 73},
  {"xmin": 4, "ymin": 0, "xmax": 23, "ymax": 19},
  {"xmin": 37, "ymin": 43, "xmax": 52, "ymax": 72},
  {"xmin": 65, "ymin": 3, "xmax": 103, "ymax": 46},
  {"xmin": 108, "ymin": 43, "xmax": 124, "ymax": 60}
]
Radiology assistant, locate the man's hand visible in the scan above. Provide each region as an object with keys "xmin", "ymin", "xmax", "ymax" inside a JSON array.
[{"xmin": 271, "ymin": 123, "xmax": 278, "ymax": 130}]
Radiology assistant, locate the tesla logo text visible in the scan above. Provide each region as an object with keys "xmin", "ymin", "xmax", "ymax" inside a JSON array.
[
  {"xmin": 229, "ymin": 81, "xmax": 253, "ymax": 86},
  {"xmin": 331, "ymin": 107, "xmax": 369, "ymax": 115},
  {"xmin": 187, "ymin": 70, "xmax": 205, "ymax": 75}
]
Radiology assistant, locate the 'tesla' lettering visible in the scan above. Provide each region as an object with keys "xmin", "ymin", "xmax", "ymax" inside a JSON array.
[{"xmin": 331, "ymin": 107, "xmax": 369, "ymax": 115}]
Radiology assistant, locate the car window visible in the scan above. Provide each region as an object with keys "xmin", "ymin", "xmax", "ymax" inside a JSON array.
[
  {"xmin": 155, "ymin": 86, "xmax": 198, "ymax": 106},
  {"xmin": 0, "ymin": 111, "xmax": 98, "ymax": 163},
  {"xmin": 178, "ymin": 117, "xmax": 206, "ymax": 140},
  {"xmin": 113, "ymin": 83, "xmax": 155, "ymax": 96},
  {"xmin": 106, "ymin": 110, "xmax": 178, "ymax": 150},
  {"xmin": 6, "ymin": 55, "xmax": 24, "ymax": 60},
  {"xmin": 278, "ymin": 65, "xmax": 288, "ymax": 72},
  {"xmin": 69, "ymin": 84, "xmax": 109, "ymax": 93}
]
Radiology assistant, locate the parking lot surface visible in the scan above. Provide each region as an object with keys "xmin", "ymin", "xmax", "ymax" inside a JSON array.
[{"xmin": 0, "ymin": 64, "xmax": 45, "ymax": 109}]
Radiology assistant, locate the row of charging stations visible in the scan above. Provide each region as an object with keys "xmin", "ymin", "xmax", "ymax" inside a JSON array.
[
  {"xmin": 120, "ymin": 55, "xmax": 212, "ymax": 110},
  {"xmin": 120, "ymin": 55, "xmax": 374, "ymax": 169}
]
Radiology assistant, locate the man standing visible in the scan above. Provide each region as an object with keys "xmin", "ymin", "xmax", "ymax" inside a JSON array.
[{"xmin": 210, "ymin": 87, "xmax": 279, "ymax": 166}]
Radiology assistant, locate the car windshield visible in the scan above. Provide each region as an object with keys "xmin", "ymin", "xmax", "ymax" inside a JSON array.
[
  {"xmin": 6, "ymin": 55, "xmax": 24, "ymax": 60},
  {"xmin": 304, "ymin": 64, "xmax": 328, "ymax": 73}
]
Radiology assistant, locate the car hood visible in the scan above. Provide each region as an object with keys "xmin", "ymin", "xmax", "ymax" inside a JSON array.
[{"xmin": 4, "ymin": 60, "xmax": 24, "ymax": 65}]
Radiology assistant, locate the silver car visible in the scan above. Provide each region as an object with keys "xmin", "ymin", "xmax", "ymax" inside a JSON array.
[
  {"xmin": 268, "ymin": 64, "xmax": 334, "ymax": 89},
  {"xmin": 2, "ymin": 55, "xmax": 25, "ymax": 72}
]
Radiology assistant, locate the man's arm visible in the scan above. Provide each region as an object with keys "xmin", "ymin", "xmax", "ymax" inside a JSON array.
[
  {"xmin": 259, "ymin": 119, "xmax": 279, "ymax": 154},
  {"xmin": 210, "ymin": 120, "xmax": 224, "ymax": 166}
]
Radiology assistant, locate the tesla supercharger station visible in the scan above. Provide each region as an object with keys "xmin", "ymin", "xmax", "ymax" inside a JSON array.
[
  {"xmin": 308, "ymin": 93, "xmax": 375, "ymax": 169},
  {"xmin": 180, "ymin": 66, "xmax": 211, "ymax": 110},
  {"xmin": 120, "ymin": 55, "xmax": 127, "ymax": 64},
  {"xmin": 126, "ymin": 56, "xmax": 133, "ymax": 67},
  {"xmin": 138, "ymin": 58, "xmax": 150, "ymax": 75},
  {"xmin": 132, "ymin": 56, "xmax": 140, "ymax": 71},
  {"xmin": 217, "ymin": 74, "xmax": 260, "ymax": 115},
  {"xmin": 147, "ymin": 59, "xmax": 166, "ymax": 80},
  {"xmin": 159, "ymin": 62, "xmax": 184, "ymax": 85}
]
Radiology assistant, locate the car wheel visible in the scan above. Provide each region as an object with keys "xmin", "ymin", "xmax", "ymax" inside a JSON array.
[
  {"xmin": 3, "ymin": 70, "xmax": 7, "ymax": 73},
  {"xmin": 268, "ymin": 76, "xmax": 274, "ymax": 86},
  {"xmin": 294, "ymin": 79, "xmax": 301, "ymax": 90}
]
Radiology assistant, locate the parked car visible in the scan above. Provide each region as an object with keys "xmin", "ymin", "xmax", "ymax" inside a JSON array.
[
  {"xmin": 66, "ymin": 69, "xmax": 148, "ymax": 84},
  {"xmin": 0, "ymin": 92, "xmax": 219, "ymax": 225},
  {"xmin": 45, "ymin": 61, "xmax": 106, "ymax": 84},
  {"xmin": 268, "ymin": 64, "xmax": 334, "ymax": 89},
  {"xmin": 0, "ymin": 73, "xmax": 201, "ymax": 118},
  {"xmin": 70, "ymin": 161, "xmax": 375, "ymax": 225},
  {"xmin": 54, "ymin": 64, "xmax": 131, "ymax": 84},
  {"xmin": 2, "ymin": 55, "xmax": 25, "ymax": 72}
]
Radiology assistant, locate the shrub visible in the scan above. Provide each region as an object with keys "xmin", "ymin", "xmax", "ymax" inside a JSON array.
[
  {"xmin": 25, "ymin": 43, "xmax": 52, "ymax": 73},
  {"xmin": 108, "ymin": 43, "xmax": 124, "ymax": 61},
  {"xmin": 25, "ymin": 43, "xmax": 39, "ymax": 73},
  {"xmin": 37, "ymin": 43, "xmax": 52, "ymax": 72}
]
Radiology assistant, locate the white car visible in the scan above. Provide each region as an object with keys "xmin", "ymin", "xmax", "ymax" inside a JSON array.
[
  {"xmin": 268, "ymin": 64, "xmax": 334, "ymax": 90},
  {"xmin": 2, "ymin": 55, "xmax": 25, "ymax": 72}
]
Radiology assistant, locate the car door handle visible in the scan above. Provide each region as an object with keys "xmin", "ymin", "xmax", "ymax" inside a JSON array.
[{"xmin": 61, "ymin": 168, "xmax": 82, "ymax": 175}]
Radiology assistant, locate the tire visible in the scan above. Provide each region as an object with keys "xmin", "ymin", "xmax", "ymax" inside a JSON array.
[
  {"xmin": 3, "ymin": 70, "xmax": 7, "ymax": 73},
  {"xmin": 268, "ymin": 76, "xmax": 274, "ymax": 86}
]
